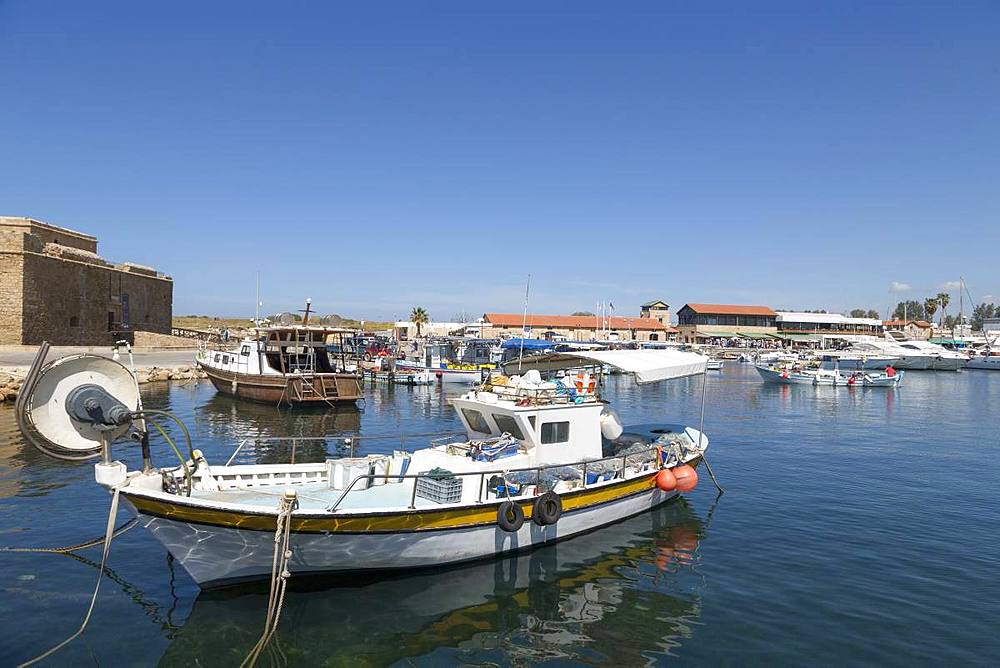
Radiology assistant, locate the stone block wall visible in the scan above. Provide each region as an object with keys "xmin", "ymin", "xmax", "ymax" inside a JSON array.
[{"xmin": 20, "ymin": 252, "xmax": 173, "ymax": 345}]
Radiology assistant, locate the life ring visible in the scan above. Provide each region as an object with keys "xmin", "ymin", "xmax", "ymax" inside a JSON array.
[
  {"xmin": 497, "ymin": 500, "xmax": 525, "ymax": 532},
  {"xmin": 532, "ymin": 491, "xmax": 563, "ymax": 526}
]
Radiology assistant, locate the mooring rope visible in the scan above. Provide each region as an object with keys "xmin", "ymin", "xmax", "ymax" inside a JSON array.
[
  {"xmin": 0, "ymin": 517, "xmax": 138, "ymax": 554},
  {"xmin": 241, "ymin": 490, "xmax": 297, "ymax": 668},
  {"xmin": 18, "ymin": 486, "xmax": 122, "ymax": 668}
]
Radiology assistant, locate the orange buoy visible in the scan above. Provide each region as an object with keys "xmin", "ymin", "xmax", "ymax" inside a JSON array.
[
  {"xmin": 672, "ymin": 464, "xmax": 698, "ymax": 492},
  {"xmin": 654, "ymin": 468, "xmax": 677, "ymax": 491}
]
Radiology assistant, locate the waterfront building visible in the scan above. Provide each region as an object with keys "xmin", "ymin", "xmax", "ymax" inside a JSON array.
[
  {"xmin": 775, "ymin": 312, "xmax": 883, "ymax": 344},
  {"xmin": 639, "ymin": 300, "xmax": 670, "ymax": 325},
  {"xmin": 393, "ymin": 320, "xmax": 468, "ymax": 341},
  {"xmin": 882, "ymin": 319, "xmax": 933, "ymax": 340},
  {"xmin": 0, "ymin": 216, "xmax": 172, "ymax": 345},
  {"xmin": 482, "ymin": 311, "xmax": 675, "ymax": 342},
  {"xmin": 675, "ymin": 304, "xmax": 777, "ymax": 343},
  {"xmin": 981, "ymin": 318, "xmax": 1000, "ymax": 334}
]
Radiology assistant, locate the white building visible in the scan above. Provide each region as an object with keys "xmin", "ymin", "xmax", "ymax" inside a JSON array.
[{"xmin": 775, "ymin": 312, "xmax": 883, "ymax": 344}]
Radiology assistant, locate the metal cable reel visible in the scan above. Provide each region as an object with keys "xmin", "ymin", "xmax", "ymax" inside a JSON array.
[{"xmin": 15, "ymin": 343, "xmax": 140, "ymax": 462}]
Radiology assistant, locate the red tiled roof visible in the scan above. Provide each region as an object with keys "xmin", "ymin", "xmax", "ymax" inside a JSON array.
[
  {"xmin": 680, "ymin": 303, "xmax": 777, "ymax": 316},
  {"xmin": 485, "ymin": 313, "xmax": 673, "ymax": 331},
  {"xmin": 883, "ymin": 320, "xmax": 932, "ymax": 328}
]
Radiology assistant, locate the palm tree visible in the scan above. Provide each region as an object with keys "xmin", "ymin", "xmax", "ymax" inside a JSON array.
[
  {"xmin": 410, "ymin": 307, "xmax": 429, "ymax": 337},
  {"xmin": 924, "ymin": 298, "xmax": 938, "ymax": 325},
  {"xmin": 936, "ymin": 292, "xmax": 950, "ymax": 328}
]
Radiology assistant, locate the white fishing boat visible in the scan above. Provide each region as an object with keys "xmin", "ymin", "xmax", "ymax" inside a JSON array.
[
  {"xmin": 756, "ymin": 363, "xmax": 902, "ymax": 388},
  {"xmin": 706, "ymin": 359, "xmax": 724, "ymax": 371},
  {"xmin": 756, "ymin": 364, "xmax": 848, "ymax": 385},
  {"xmin": 15, "ymin": 345, "xmax": 713, "ymax": 589}
]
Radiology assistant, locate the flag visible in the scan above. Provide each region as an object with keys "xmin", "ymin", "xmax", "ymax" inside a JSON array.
[{"xmin": 609, "ymin": 301, "xmax": 615, "ymax": 311}]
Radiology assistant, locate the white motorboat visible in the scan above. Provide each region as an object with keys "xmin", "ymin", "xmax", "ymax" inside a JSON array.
[
  {"xmin": 815, "ymin": 352, "xmax": 901, "ymax": 371},
  {"xmin": 755, "ymin": 350, "xmax": 800, "ymax": 364},
  {"xmin": 964, "ymin": 343, "xmax": 1000, "ymax": 370},
  {"xmin": 841, "ymin": 335, "xmax": 967, "ymax": 371},
  {"xmin": 15, "ymin": 345, "xmax": 711, "ymax": 588},
  {"xmin": 706, "ymin": 359, "xmax": 724, "ymax": 371}
]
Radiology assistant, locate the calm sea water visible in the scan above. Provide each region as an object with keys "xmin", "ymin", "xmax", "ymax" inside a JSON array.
[{"xmin": 1, "ymin": 365, "xmax": 998, "ymax": 666}]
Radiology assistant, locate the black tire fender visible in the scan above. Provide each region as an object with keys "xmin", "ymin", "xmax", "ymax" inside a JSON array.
[
  {"xmin": 532, "ymin": 491, "xmax": 563, "ymax": 526},
  {"xmin": 497, "ymin": 500, "xmax": 525, "ymax": 532}
]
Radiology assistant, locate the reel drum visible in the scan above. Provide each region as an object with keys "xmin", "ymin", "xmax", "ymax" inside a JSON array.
[{"xmin": 18, "ymin": 350, "xmax": 140, "ymax": 461}]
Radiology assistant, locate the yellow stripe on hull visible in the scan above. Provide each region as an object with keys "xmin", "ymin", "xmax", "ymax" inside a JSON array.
[{"xmin": 123, "ymin": 469, "xmax": 673, "ymax": 534}]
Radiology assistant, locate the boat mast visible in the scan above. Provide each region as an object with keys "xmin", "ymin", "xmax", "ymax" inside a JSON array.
[{"xmin": 518, "ymin": 275, "xmax": 531, "ymax": 372}]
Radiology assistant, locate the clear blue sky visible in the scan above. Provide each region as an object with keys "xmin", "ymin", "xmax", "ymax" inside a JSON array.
[{"xmin": 2, "ymin": 1, "xmax": 997, "ymax": 321}]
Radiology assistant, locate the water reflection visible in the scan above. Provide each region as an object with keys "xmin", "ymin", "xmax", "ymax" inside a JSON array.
[{"xmin": 158, "ymin": 499, "xmax": 708, "ymax": 666}]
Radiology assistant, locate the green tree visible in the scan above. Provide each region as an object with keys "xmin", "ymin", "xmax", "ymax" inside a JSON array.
[
  {"xmin": 972, "ymin": 303, "xmax": 996, "ymax": 331},
  {"xmin": 936, "ymin": 292, "xmax": 950, "ymax": 327},
  {"xmin": 866, "ymin": 309, "xmax": 880, "ymax": 319},
  {"xmin": 849, "ymin": 309, "xmax": 867, "ymax": 318},
  {"xmin": 893, "ymin": 300, "xmax": 926, "ymax": 321},
  {"xmin": 924, "ymin": 298, "xmax": 938, "ymax": 324},
  {"xmin": 571, "ymin": 311, "xmax": 596, "ymax": 316},
  {"xmin": 410, "ymin": 307, "xmax": 429, "ymax": 337}
]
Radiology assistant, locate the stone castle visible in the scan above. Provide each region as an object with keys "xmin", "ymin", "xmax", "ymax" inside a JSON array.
[{"xmin": 0, "ymin": 216, "xmax": 173, "ymax": 345}]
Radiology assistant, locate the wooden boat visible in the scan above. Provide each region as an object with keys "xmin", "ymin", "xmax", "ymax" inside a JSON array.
[
  {"xmin": 16, "ymin": 346, "xmax": 711, "ymax": 588},
  {"xmin": 196, "ymin": 321, "xmax": 362, "ymax": 406}
]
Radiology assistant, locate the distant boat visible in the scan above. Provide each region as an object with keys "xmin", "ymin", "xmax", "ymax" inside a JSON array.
[
  {"xmin": 372, "ymin": 369, "xmax": 436, "ymax": 385},
  {"xmin": 196, "ymin": 323, "xmax": 363, "ymax": 405},
  {"xmin": 706, "ymin": 359, "xmax": 724, "ymax": 371}
]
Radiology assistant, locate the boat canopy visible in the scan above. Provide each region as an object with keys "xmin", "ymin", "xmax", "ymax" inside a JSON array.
[
  {"xmin": 502, "ymin": 349, "xmax": 708, "ymax": 384},
  {"xmin": 501, "ymin": 338, "xmax": 559, "ymax": 351}
]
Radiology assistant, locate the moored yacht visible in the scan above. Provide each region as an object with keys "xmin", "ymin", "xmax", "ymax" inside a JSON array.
[{"xmin": 839, "ymin": 334, "xmax": 967, "ymax": 371}]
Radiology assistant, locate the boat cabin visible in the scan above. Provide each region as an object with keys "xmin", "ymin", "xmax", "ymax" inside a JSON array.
[{"xmin": 201, "ymin": 326, "xmax": 355, "ymax": 377}]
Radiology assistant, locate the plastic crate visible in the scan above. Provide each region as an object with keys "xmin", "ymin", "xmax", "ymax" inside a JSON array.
[{"xmin": 415, "ymin": 474, "xmax": 463, "ymax": 504}]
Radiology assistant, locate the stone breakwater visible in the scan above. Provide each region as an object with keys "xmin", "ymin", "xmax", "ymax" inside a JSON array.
[{"xmin": 0, "ymin": 365, "xmax": 207, "ymax": 402}]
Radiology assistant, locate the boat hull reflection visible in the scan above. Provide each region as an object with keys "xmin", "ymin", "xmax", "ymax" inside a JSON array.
[{"xmin": 158, "ymin": 498, "xmax": 707, "ymax": 666}]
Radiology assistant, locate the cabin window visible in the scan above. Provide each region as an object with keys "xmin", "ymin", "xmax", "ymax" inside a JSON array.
[
  {"xmin": 240, "ymin": 345, "xmax": 251, "ymax": 356},
  {"xmin": 214, "ymin": 354, "xmax": 221, "ymax": 362},
  {"xmin": 528, "ymin": 416, "xmax": 536, "ymax": 429},
  {"xmin": 461, "ymin": 408, "xmax": 492, "ymax": 434},
  {"xmin": 541, "ymin": 421, "xmax": 570, "ymax": 444},
  {"xmin": 222, "ymin": 354, "xmax": 230, "ymax": 364},
  {"xmin": 492, "ymin": 414, "xmax": 525, "ymax": 440}
]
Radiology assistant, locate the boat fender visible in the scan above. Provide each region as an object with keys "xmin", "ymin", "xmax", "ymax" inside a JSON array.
[
  {"xmin": 497, "ymin": 500, "xmax": 524, "ymax": 532},
  {"xmin": 655, "ymin": 468, "xmax": 677, "ymax": 492},
  {"xmin": 672, "ymin": 464, "xmax": 698, "ymax": 492},
  {"xmin": 532, "ymin": 491, "xmax": 562, "ymax": 526},
  {"xmin": 600, "ymin": 407, "xmax": 624, "ymax": 440}
]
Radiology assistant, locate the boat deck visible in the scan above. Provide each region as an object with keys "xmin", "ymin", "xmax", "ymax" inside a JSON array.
[{"xmin": 190, "ymin": 480, "xmax": 439, "ymax": 512}]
